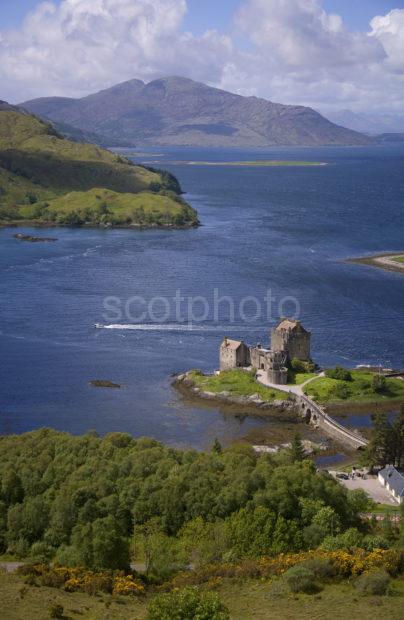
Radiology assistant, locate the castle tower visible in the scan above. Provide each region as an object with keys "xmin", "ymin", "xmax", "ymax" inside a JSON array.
[{"xmin": 271, "ymin": 319, "xmax": 311, "ymax": 362}]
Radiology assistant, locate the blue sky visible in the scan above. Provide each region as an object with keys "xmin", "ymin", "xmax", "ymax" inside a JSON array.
[{"xmin": 2, "ymin": 0, "xmax": 404, "ymax": 31}]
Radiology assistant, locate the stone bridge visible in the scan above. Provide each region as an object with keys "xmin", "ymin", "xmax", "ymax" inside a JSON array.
[
  {"xmin": 295, "ymin": 393, "xmax": 368, "ymax": 450},
  {"xmin": 256, "ymin": 370, "xmax": 368, "ymax": 450}
]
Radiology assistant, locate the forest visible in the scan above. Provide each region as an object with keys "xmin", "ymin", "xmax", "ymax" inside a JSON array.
[{"xmin": 0, "ymin": 428, "xmax": 402, "ymax": 577}]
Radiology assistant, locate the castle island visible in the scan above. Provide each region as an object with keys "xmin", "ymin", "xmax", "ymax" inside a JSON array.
[{"xmin": 174, "ymin": 317, "xmax": 404, "ymax": 451}]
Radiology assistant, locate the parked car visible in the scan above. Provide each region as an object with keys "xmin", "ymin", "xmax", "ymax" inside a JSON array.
[{"xmin": 336, "ymin": 472, "xmax": 349, "ymax": 480}]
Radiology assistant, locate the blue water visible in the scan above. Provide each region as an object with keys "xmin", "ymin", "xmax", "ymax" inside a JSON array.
[{"xmin": 1, "ymin": 145, "xmax": 403, "ymax": 448}]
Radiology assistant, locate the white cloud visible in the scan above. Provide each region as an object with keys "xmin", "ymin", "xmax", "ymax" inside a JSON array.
[
  {"xmin": 234, "ymin": 0, "xmax": 383, "ymax": 68},
  {"xmin": 0, "ymin": 0, "xmax": 233, "ymax": 102},
  {"xmin": 370, "ymin": 8, "xmax": 404, "ymax": 71},
  {"xmin": 0, "ymin": 0, "xmax": 404, "ymax": 116},
  {"xmin": 217, "ymin": 1, "xmax": 404, "ymax": 115}
]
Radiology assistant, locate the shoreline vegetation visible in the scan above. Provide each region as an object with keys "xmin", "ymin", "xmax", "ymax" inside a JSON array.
[
  {"xmin": 173, "ymin": 370, "xmax": 294, "ymax": 415},
  {"xmin": 174, "ymin": 368, "xmax": 404, "ymax": 416},
  {"xmin": 0, "ymin": 110, "xmax": 199, "ymax": 230},
  {"xmin": 347, "ymin": 252, "xmax": 404, "ymax": 274}
]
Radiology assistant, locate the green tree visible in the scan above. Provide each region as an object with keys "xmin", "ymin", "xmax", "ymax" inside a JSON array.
[
  {"xmin": 364, "ymin": 412, "xmax": 392, "ymax": 467},
  {"xmin": 179, "ymin": 518, "xmax": 228, "ymax": 567},
  {"xmin": 225, "ymin": 506, "xmax": 277, "ymax": 558},
  {"xmin": 138, "ymin": 518, "xmax": 186, "ymax": 579},
  {"xmin": 289, "ymin": 433, "xmax": 306, "ymax": 462},
  {"xmin": 67, "ymin": 516, "xmax": 130, "ymax": 570},
  {"xmin": 399, "ymin": 502, "xmax": 404, "ymax": 547},
  {"xmin": 391, "ymin": 405, "xmax": 404, "ymax": 468},
  {"xmin": 212, "ymin": 438, "xmax": 223, "ymax": 455},
  {"xmin": 2, "ymin": 468, "xmax": 24, "ymax": 505},
  {"xmin": 325, "ymin": 366, "xmax": 352, "ymax": 381},
  {"xmin": 0, "ymin": 501, "xmax": 7, "ymax": 552},
  {"xmin": 331, "ymin": 382, "xmax": 351, "ymax": 400},
  {"xmin": 312, "ymin": 506, "xmax": 341, "ymax": 537},
  {"xmin": 147, "ymin": 587, "xmax": 230, "ymax": 620}
]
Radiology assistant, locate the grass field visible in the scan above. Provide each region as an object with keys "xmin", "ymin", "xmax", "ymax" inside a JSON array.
[
  {"xmin": 392, "ymin": 256, "xmax": 404, "ymax": 264},
  {"xmin": 1, "ymin": 571, "xmax": 404, "ymax": 620},
  {"xmin": 288, "ymin": 372, "xmax": 317, "ymax": 385},
  {"xmin": 188, "ymin": 369, "xmax": 287, "ymax": 402},
  {"xmin": 18, "ymin": 188, "xmax": 198, "ymax": 227},
  {"xmin": 304, "ymin": 370, "xmax": 404, "ymax": 404}
]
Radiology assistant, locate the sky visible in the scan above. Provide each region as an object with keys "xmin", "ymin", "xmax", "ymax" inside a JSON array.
[{"xmin": 1, "ymin": 0, "xmax": 404, "ymax": 117}]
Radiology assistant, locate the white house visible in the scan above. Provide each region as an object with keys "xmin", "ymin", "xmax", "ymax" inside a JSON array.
[{"xmin": 378, "ymin": 465, "xmax": 404, "ymax": 504}]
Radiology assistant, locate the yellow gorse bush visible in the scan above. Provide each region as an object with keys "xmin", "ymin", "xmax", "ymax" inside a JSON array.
[
  {"xmin": 17, "ymin": 564, "xmax": 145, "ymax": 596},
  {"xmin": 113, "ymin": 574, "xmax": 145, "ymax": 595},
  {"xmin": 169, "ymin": 548, "xmax": 404, "ymax": 588}
]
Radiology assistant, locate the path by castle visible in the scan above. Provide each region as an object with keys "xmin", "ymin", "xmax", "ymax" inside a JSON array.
[{"xmin": 256, "ymin": 370, "xmax": 368, "ymax": 450}]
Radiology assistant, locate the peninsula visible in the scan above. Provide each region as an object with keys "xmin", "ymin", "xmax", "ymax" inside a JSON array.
[
  {"xmin": 0, "ymin": 107, "xmax": 198, "ymax": 229},
  {"xmin": 348, "ymin": 252, "xmax": 404, "ymax": 274}
]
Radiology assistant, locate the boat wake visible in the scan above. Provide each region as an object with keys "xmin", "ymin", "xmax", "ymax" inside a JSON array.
[
  {"xmin": 95, "ymin": 323, "xmax": 207, "ymax": 332},
  {"xmin": 95, "ymin": 323, "xmax": 272, "ymax": 333}
]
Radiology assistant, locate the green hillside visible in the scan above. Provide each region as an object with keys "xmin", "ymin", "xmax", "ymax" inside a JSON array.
[
  {"xmin": 0, "ymin": 110, "xmax": 198, "ymax": 228},
  {"xmin": 19, "ymin": 187, "xmax": 198, "ymax": 227}
]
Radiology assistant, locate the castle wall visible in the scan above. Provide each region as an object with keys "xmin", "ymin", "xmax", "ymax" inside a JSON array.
[
  {"xmin": 250, "ymin": 347, "xmax": 269, "ymax": 370},
  {"xmin": 267, "ymin": 367, "xmax": 288, "ymax": 384},
  {"xmin": 220, "ymin": 342, "xmax": 250, "ymax": 371},
  {"xmin": 220, "ymin": 348, "xmax": 237, "ymax": 371}
]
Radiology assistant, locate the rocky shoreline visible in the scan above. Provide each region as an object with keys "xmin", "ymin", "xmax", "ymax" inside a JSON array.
[
  {"xmin": 173, "ymin": 371, "xmax": 402, "ymax": 419},
  {"xmin": 173, "ymin": 372, "xmax": 296, "ymax": 414},
  {"xmin": 2, "ymin": 219, "xmax": 200, "ymax": 231},
  {"xmin": 14, "ymin": 233, "xmax": 58, "ymax": 242}
]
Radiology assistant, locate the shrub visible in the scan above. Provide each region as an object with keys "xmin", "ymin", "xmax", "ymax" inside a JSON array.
[
  {"xmin": 290, "ymin": 358, "xmax": 307, "ymax": 373},
  {"xmin": 372, "ymin": 375, "xmax": 387, "ymax": 394},
  {"xmin": 30, "ymin": 541, "xmax": 55, "ymax": 563},
  {"xmin": 269, "ymin": 577, "xmax": 289, "ymax": 598},
  {"xmin": 363, "ymin": 535, "xmax": 389, "ymax": 551},
  {"xmin": 49, "ymin": 604, "xmax": 64, "ymax": 618},
  {"xmin": 147, "ymin": 587, "xmax": 230, "ymax": 620},
  {"xmin": 355, "ymin": 570, "xmax": 391, "ymax": 596},
  {"xmin": 290, "ymin": 358, "xmax": 315, "ymax": 373},
  {"xmin": 25, "ymin": 192, "xmax": 38, "ymax": 204},
  {"xmin": 331, "ymin": 382, "xmax": 351, "ymax": 400},
  {"xmin": 283, "ymin": 565, "xmax": 318, "ymax": 594},
  {"xmin": 16, "ymin": 564, "xmax": 145, "ymax": 597},
  {"xmin": 302, "ymin": 558, "xmax": 335, "ymax": 580},
  {"xmin": 325, "ymin": 367, "xmax": 352, "ymax": 381}
]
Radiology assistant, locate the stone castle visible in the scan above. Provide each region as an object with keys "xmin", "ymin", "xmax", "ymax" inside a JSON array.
[{"xmin": 220, "ymin": 319, "xmax": 311, "ymax": 384}]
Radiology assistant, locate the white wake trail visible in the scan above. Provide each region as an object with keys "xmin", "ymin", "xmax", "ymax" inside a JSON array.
[{"xmin": 95, "ymin": 323, "xmax": 206, "ymax": 332}]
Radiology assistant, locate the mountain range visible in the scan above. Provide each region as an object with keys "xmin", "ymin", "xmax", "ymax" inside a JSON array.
[
  {"xmin": 321, "ymin": 109, "xmax": 404, "ymax": 135},
  {"xmin": 21, "ymin": 77, "xmax": 371, "ymax": 147}
]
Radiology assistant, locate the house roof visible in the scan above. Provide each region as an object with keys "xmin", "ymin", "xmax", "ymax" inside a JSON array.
[
  {"xmin": 221, "ymin": 338, "xmax": 244, "ymax": 351},
  {"xmin": 379, "ymin": 466, "xmax": 404, "ymax": 497},
  {"xmin": 275, "ymin": 319, "xmax": 307, "ymax": 333}
]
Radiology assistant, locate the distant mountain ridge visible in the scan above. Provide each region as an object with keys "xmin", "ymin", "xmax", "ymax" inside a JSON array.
[
  {"xmin": 322, "ymin": 109, "xmax": 404, "ymax": 135},
  {"xmin": 21, "ymin": 77, "xmax": 371, "ymax": 147}
]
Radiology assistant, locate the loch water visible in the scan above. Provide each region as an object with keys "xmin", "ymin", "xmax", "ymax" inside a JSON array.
[{"xmin": 1, "ymin": 145, "xmax": 403, "ymax": 448}]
